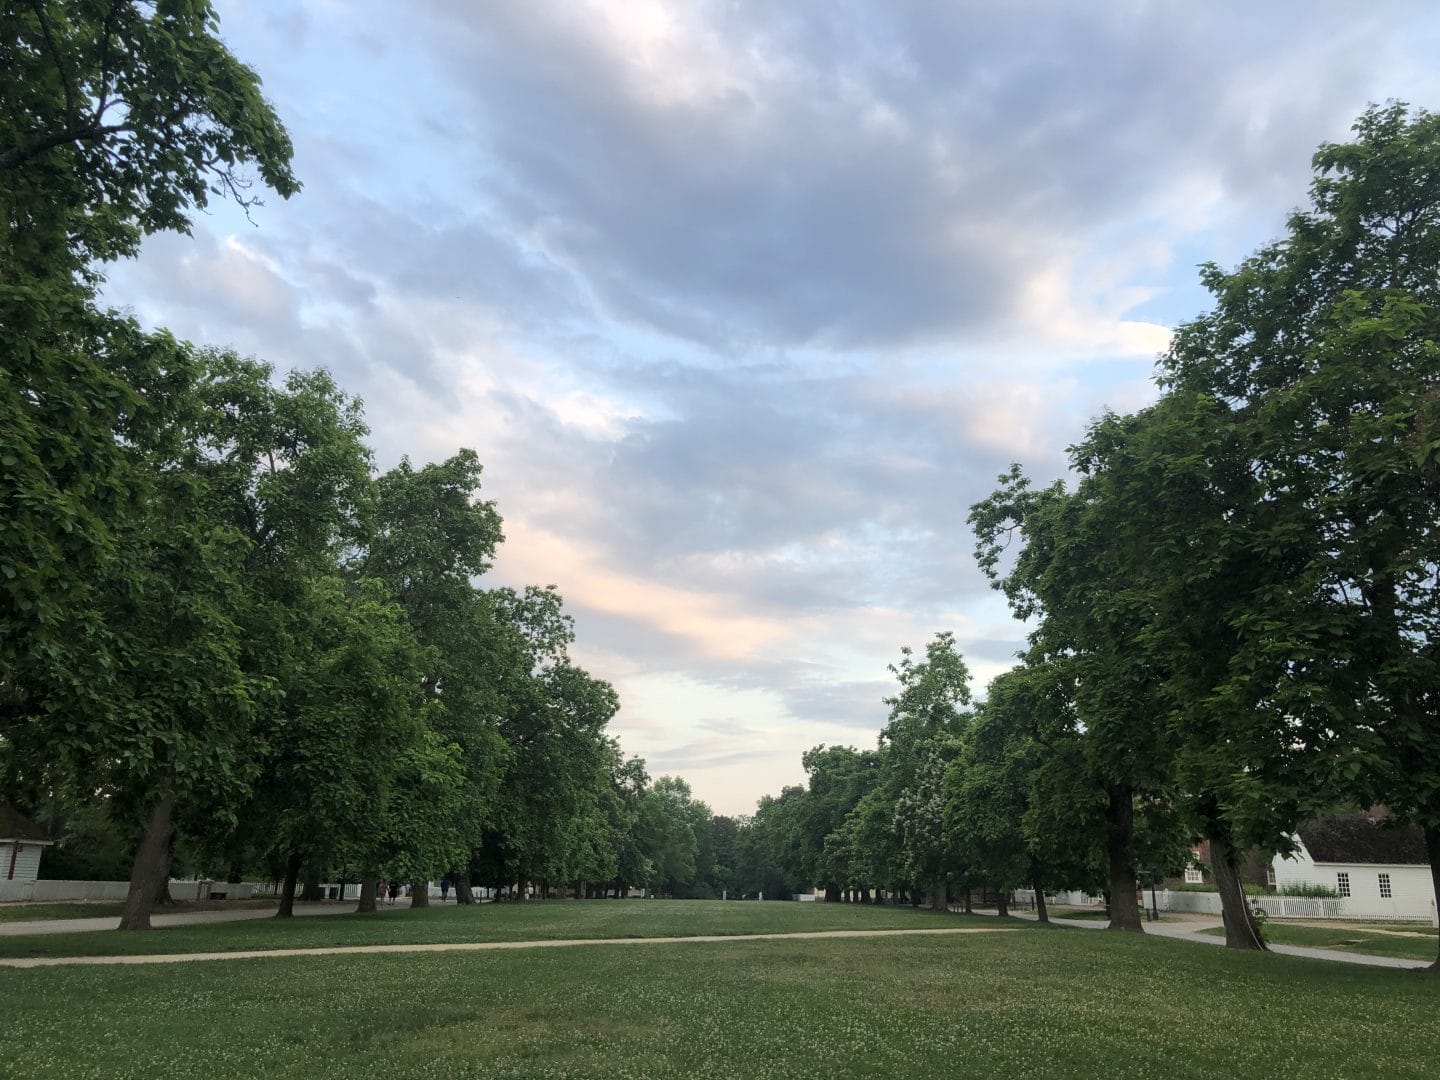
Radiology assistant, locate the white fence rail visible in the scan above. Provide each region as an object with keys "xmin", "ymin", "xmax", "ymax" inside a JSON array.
[
  {"xmin": 1013, "ymin": 887, "xmax": 1358, "ymax": 920},
  {"xmin": 0, "ymin": 879, "xmax": 266, "ymax": 903}
]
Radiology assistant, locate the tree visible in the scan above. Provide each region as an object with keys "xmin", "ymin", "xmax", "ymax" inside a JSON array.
[
  {"xmin": 2, "ymin": 0, "xmax": 298, "ymax": 675},
  {"xmin": 1, "ymin": 0, "xmax": 298, "ymax": 272},
  {"xmin": 878, "ymin": 633, "xmax": 974, "ymax": 909},
  {"xmin": 363, "ymin": 451, "xmax": 507, "ymax": 901},
  {"xmin": 1159, "ymin": 103, "xmax": 1440, "ymax": 967},
  {"xmin": 947, "ymin": 667, "xmax": 1050, "ymax": 921},
  {"xmin": 797, "ymin": 744, "xmax": 878, "ymax": 901},
  {"xmin": 971, "ymin": 469, "xmax": 1175, "ymax": 932},
  {"xmin": 1, "ymin": 1, "xmax": 299, "ymax": 928},
  {"xmin": 249, "ymin": 577, "xmax": 430, "ymax": 918}
]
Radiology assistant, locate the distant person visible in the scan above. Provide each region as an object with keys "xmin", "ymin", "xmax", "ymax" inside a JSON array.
[
  {"xmin": 378, "ymin": 880, "xmax": 388, "ymax": 903},
  {"xmin": 440, "ymin": 878, "xmax": 451, "ymax": 902}
]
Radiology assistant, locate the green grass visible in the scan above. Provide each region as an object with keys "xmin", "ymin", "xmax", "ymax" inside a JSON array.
[
  {"xmin": 0, "ymin": 902, "xmax": 124, "ymax": 922},
  {"xmin": 2, "ymin": 912, "xmax": 1437, "ymax": 1078},
  {"xmin": 1202, "ymin": 920, "xmax": 1440, "ymax": 963},
  {"xmin": 0, "ymin": 899, "xmax": 993, "ymax": 958}
]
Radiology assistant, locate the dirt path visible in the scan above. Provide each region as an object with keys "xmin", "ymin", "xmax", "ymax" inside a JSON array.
[{"xmin": 0, "ymin": 926, "xmax": 1015, "ymax": 969}]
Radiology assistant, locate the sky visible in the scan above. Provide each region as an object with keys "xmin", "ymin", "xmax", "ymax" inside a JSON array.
[{"xmin": 103, "ymin": 0, "xmax": 1440, "ymax": 815}]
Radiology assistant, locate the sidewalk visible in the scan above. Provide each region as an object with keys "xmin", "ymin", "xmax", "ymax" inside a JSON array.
[
  {"xmin": 1016, "ymin": 909, "xmax": 1429, "ymax": 970},
  {"xmin": 0, "ymin": 900, "xmax": 367, "ymax": 937}
]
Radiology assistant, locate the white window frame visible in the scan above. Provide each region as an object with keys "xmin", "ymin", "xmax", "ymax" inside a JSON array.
[
  {"xmin": 1378, "ymin": 872, "xmax": 1392, "ymax": 899},
  {"xmin": 1337, "ymin": 871, "xmax": 1351, "ymax": 897},
  {"xmin": 1183, "ymin": 866, "xmax": 1203, "ymax": 885}
]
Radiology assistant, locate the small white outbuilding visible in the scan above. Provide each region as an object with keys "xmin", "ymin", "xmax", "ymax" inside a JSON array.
[
  {"xmin": 1272, "ymin": 813, "xmax": 1437, "ymax": 922},
  {"xmin": 1, "ymin": 806, "xmax": 55, "ymax": 885}
]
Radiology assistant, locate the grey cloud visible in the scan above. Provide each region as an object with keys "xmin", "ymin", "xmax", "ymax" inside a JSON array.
[
  {"xmin": 405, "ymin": 0, "xmax": 1423, "ymax": 351},
  {"xmin": 115, "ymin": 0, "xmax": 1440, "ymax": 809}
]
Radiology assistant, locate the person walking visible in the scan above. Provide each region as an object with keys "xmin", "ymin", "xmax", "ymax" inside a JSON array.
[
  {"xmin": 378, "ymin": 880, "xmax": 388, "ymax": 904},
  {"xmin": 440, "ymin": 878, "xmax": 451, "ymax": 902}
]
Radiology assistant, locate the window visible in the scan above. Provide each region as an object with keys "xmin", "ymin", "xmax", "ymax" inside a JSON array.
[
  {"xmin": 1184, "ymin": 866, "xmax": 1203, "ymax": 884},
  {"xmin": 1337, "ymin": 872, "xmax": 1351, "ymax": 898},
  {"xmin": 1266, "ymin": 867, "xmax": 1277, "ymax": 888},
  {"xmin": 1379, "ymin": 873, "xmax": 1392, "ymax": 899}
]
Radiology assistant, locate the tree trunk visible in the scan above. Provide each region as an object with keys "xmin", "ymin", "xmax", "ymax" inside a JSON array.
[
  {"xmin": 1423, "ymin": 824, "xmax": 1440, "ymax": 973},
  {"xmin": 1210, "ymin": 829, "xmax": 1267, "ymax": 950},
  {"xmin": 824, "ymin": 883, "xmax": 841, "ymax": 903},
  {"xmin": 1032, "ymin": 865, "xmax": 1050, "ymax": 925},
  {"xmin": 997, "ymin": 890, "xmax": 1009, "ymax": 918},
  {"xmin": 151, "ymin": 828, "xmax": 177, "ymax": 907},
  {"xmin": 410, "ymin": 880, "xmax": 430, "ymax": 907},
  {"xmin": 356, "ymin": 877, "xmax": 378, "ymax": 913},
  {"xmin": 963, "ymin": 885, "xmax": 973, "ymax": 915},
  {"xmin": 300, "ymin": 867, "xmax": 323, "ymax": 902},
  {"xmin": 875, "ymin": 888, "xmax": 887, "ymax": 905},
  {"xmin": 275, "ymin": 850, "xmax": 303, "ymax": 919},
  {"xmin": 455, "ymin": 874, "xmax": 475, "ymax": 905},
  {"xmin": 929, "ymin": 881, "xmax": 948, "ymax": 912},
  {"xmin": 118, "ymin": 793, "xmax": 176, "ymax": 931},
  {"xmin": 1105, "ymin": 787, "xmax": 1144, "ymax": 932}
]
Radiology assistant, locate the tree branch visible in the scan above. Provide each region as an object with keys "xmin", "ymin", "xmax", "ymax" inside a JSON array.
[
  {"xmin": 0, "ymin": 122, "xmax": 131, "ymax": 170},
  {"xmin": 29, "ymin": 0, "xmax": 79, "ymax": 119},
  {"xmin": 94, "ymin": 0, "xmax": 126, "ymax": 119}
]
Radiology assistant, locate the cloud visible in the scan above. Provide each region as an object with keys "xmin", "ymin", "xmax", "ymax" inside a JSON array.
[{"xmin": 100, "ymin": 0, "xmax": 1440, "ymax": 815}]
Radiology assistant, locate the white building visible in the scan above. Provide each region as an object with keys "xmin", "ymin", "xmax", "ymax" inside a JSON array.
[
  {"xmin": 1273, "ymin": 813, "xmax": 1437, "ymax": 922},
  {"xmin": 1, "ymin": 807, "xmax": 55, "ymax": 886}
]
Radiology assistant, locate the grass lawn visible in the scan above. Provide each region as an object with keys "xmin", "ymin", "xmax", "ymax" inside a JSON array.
[
  {"xmin": 1202, "ymin": 920, "xmax": 1440, "ymax": 963},
  {"xmin": 2, "ymin": 909, "xmax": 1437, "ymax": 1078},
  {"xmin": 0, "ymin": 902, "xmax": 124, "ymax": 922},
  {"xmin": 0, "ymin": 899, "xmax": 992, "ymax": 958}
]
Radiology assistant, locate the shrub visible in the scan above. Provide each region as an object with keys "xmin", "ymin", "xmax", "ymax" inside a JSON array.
[{"xmin": 1277, "ymin": 882, "xmax": 1339, "ymax": 898}]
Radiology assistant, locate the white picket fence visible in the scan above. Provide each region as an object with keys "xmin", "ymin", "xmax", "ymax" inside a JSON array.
[
  {"xmin": 0, "ymin": 879, "xmax": 263, "ymax": 903},
  {"xmin": 1014, "ymin": 887, "xmax": 1356, "ymax": 920}
]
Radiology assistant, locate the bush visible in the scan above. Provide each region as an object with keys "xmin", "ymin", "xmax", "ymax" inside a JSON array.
[{"xmin": 1277, "ymin": 882, "xmax": 1340, "ymax": 898}]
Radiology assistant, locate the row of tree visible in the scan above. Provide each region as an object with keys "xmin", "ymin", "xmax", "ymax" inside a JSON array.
[
  {"xmin": 731, "ymin": 632, "xmax": 1179, "ymax": 918},
  {"xmin": 0, "ymin": 1, "xmax": 736, "ymax": 930},
  {"xmin": 739, "ymin": 104, "xmax": 1440, "ymax": 970}
]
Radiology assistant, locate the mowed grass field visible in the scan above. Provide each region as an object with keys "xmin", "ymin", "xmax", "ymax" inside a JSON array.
[
  {"xmin": 0, "ymin": 899, "xmax": 983, "ymax": 958},
  {"xmin": 2, "ymin": 903, "xmax": 1439, "ymax": 1078},
  {"xmin": 0, "ymin": 902, "xmax": 125, "ymax": 922}
]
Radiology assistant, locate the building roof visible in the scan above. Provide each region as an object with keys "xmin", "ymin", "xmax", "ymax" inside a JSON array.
[
  {"xmin": 1299, "ymin": 814, "xmax": 1429, "ymax": 867},
  {"xmin": 0, "ymin": 806, "xmax": 50, "ymax": 843}
]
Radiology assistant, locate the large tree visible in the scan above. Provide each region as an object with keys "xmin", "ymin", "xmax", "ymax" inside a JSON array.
[
  {"xmin": 1160, "ymin": 103, "xmax": 1440, "ymax": 967},
  {"xmin": 971, "ymin": 469, "xmax": 1175, "ymax": 932},
  {"xmin": 1, "ymin": 0, "xmax": 298, "ymax": 271},
  {"xmin": 2, "ymin": 1, "xmax": 298, "ymax": 926},
  {"xmin": 2, "ymin": 0, "xmax": 298, "ymax": 664},
  {"xmin": 363, "ymin": 451, "xmax": 507, "ymax": 901}
]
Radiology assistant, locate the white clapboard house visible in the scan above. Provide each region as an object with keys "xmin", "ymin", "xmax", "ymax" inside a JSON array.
[
  {"xmin": 2, "ymin": 806, "xmax": 55, "ymax": 886},
  {"xmin": 1272, "ymin": 812, "xmax": 1437, "ymax": 922}
]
